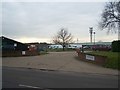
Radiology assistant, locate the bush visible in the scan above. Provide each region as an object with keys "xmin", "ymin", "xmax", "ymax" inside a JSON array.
[{"xmin": 112, "ymin": 40, "xmax": 120, "ymax": 52}]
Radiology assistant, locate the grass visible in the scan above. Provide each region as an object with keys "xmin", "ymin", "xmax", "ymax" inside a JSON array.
[
  {"xmin": 39, "ymin": 51, "xmax": 49, "ymax": 55},
  {"xmin": 87, "ymin": 51, "xmax": 119, "ymax": 70}
]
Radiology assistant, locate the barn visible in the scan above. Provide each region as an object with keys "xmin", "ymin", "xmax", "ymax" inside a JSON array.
[{"xmin": 0, "ymin": 36, "xmax": 29, "ymax": 51}]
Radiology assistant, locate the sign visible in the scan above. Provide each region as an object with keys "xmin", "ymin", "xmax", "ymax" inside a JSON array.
[
  {"xmin": 86, "ymin": 55, "xmax": 95, "ymax": 61},
  {"xmin": 22, "ymin": 51, "xmax": 26, "ymax": 55},
  {"xmin": 14, "ymin": 43, "xmax": 17, "ymax": 47}
]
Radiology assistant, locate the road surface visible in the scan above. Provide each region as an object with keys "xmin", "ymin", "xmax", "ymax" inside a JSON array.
[
  {"xmin": 2, "ymin": 66, "xmax": 118, "ymax": 88},
  {"xmin": 2, "ymin": 51, "xmax": 118, "ymax": 75}
]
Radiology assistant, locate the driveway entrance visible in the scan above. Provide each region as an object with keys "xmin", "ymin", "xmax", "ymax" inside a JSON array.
[{"xmin": 2, "ymin": 51, "xmax": 118, "ymax": 75}]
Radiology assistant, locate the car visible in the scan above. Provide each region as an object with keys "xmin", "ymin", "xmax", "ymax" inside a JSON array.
[
  {"xmin": 92, "ymin": 45, "xmax": 111, "ymax": 51},
  {"xmin": 83, "ymin": 46, "xmax": 90, "ymax": 49}
]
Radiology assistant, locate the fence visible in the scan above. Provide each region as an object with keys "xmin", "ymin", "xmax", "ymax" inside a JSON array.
[{"xmin": 1, "ymin": 50, "xmax": 39, "ymax": 57}]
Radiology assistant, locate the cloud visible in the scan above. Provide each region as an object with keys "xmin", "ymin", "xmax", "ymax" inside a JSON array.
[
  {"xmin": 15, "ymin": 37, "xmax": 51, "ymax": 43},
  {"xmin": 0, "ymin": 2, "xmax": 2, "ymax": 36},
  {"xmin": 2, "ymin": 2, "xmax": 117, "ymax": 43},
  {"xmin": 2, "ymin": 0, "xmax": 110, "ymax": 2}
]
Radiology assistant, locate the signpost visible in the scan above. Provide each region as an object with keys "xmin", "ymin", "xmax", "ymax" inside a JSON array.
[
  {"xmin": 22, "ymin": 51, "xmax": 26, "ymax": 55},
  {"xmin": 86, "ymin": 55, "xmax": 95, "ymax": 61}
]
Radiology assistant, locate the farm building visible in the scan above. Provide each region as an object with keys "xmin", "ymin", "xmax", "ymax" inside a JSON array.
[
  {"xmin": 0, "ymin": 36, "xmax": 40, "ymax": 57},
  {"xmin": 26, "ymin": 42, "xmax": 39, "ymax": 51},
  {"xmin": 48, "ymin": 44, "xmax": 63, "ymax": 49},
  {"xmin": 48, "ymin": 42, "xmax": 111, "ymax": 50},
  {"xmin": 26, "ymin": 42, "xmax": 49, "ymax": 52},
  {"xmin": 0, "ymin": 36, "xmax": 29, "ymax": 51},
  {"xmin": 38, "ymin": 43, "xmax": 48, "ymax": 51}
]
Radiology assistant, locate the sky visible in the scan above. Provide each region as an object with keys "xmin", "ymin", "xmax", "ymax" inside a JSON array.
[{"xmin": 1, "ymin": 0, "xmax": 118, "ymax": 43}]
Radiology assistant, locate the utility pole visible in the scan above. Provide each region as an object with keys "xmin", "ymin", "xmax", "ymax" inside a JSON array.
[
  {"xmin": 93, "ymin": 31, "xmax": 95, "ymax": 45},
  {"xmin": 118, "ymin": 22, "xmax": 120, "ymax": 40},
  {"xmin": 77, "ymin": 38, "xmax": 78, "ymax": 43},
  {"xmin": 89, "ymin": 27, "xmax": 93, "ymax": 44}
]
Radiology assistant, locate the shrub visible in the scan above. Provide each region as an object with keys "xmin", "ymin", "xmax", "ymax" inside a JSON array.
[{"xmin": 112, "ymin": 40, "xmax": 120, "ymax": 52}]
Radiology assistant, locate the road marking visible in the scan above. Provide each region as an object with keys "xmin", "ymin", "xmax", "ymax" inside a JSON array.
[{"xmin": 19, "ymin": 84, "xmax": 41, "ymax": 89}]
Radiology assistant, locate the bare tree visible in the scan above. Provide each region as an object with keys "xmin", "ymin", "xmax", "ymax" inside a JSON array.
[
  {"xmin": 99, "ymin": 1, "xmax": 120, "ymax": 35},
  {"xmin": 53, "ymin": 28, "xmax": 73, "ymax": 51}
]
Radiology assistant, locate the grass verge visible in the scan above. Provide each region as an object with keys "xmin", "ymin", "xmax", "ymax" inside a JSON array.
[
  {"xmin": 39, "ymin": 51, "xmax": 49, "ymax": 55},
  {"xmin": 87, "ymin": 51, "xmax": 119, "ymax": 70}
]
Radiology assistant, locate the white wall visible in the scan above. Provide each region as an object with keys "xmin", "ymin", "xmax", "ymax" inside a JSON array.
[
  {"xmin": 49, "ymin": 44, "xmax": 83, "ymax": 49},
  {"xmin": 68, "ymin": 44, "xmax": 82, "ymax": 49},
  {"xmin": 49, "ymin": 44, "xmax": 63, "ymax": 49}
]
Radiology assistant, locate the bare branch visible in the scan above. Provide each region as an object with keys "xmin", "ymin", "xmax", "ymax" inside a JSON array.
[
  {"xmin": 99, "ymin": 1, "xmax": 120, "ymax": 34},
  {"xmin": 52, "ymin": 28, "xmax": 73, "ymax": 51}
]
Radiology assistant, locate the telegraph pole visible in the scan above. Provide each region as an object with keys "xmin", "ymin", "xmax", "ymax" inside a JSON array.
[
  {"xmin": 93, "ymin": 31, "xmax": 95, "ymax": 45},
  {"xmin": 77, "ymin": 38, "xmax": 78, "ymax": 43},
  {"xmin": 89, "ymin": 27, "xmax": 93, "ymax": 44}
]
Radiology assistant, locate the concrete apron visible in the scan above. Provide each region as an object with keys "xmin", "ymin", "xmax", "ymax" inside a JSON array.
[{"xmin": 2, "ymin": 51, "xmax": 118, "ymax": 76}]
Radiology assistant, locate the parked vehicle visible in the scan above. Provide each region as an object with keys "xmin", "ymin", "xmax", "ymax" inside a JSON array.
[
  {"xmin": 92, "ymin": 45, "xmax": 111, "ymax": 51},
  {"xmin": 83, "ymin": 46, "xmax": 91, "ymax": 49}
]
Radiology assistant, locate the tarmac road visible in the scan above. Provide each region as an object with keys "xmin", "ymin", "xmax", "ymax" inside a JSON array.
[{"xmin": 2, "ymin": 66, "xmax": 118, "ymax": 88}]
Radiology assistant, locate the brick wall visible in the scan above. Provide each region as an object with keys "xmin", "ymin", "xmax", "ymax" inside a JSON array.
[
  {"xmin": 2, "ymin": 51, "xmax": 39, "ymax": 57},
  {"xmin": 76, "ymin": 50, "xmax": 107, "ymax": 65}
]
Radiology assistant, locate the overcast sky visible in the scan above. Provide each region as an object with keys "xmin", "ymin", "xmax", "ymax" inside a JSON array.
[{"xmin": 2, "ymin": 0, "xmax": 118, "ymax": 43}]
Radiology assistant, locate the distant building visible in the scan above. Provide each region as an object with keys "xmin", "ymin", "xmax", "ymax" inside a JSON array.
[
  {"xmin": 48, "ymin": 42, "xmax": 112, "ymax": 49},
  {"xmin": 48, "ymin": 44, "xmax": 63, "ymax": 49},
  {"xmin": 26, "ymin": 42, "xmax": 49, "ymax": 52},
  {"xmin": 38, "ymin": 43, "xmax": 48, "ymax": 51},
  {"xmin": 26, "ymin": 42, "xmax": 39, "ymax": 51},
  {"xmin": 68, "ymin": 43, "xmax": 82, "ymax": 49},
  {"xmin": 0, "ymin": 36, "xmax": 29, "ymax": 51}
]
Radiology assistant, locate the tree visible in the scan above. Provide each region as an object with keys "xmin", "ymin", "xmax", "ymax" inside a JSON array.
[
  {"xmin": 99, "ymin": 1, "xmax": 120, "ymax": 35},
  {"xmin": 53, "ymin": 28, "xmax": 73, "ymax": 51}
]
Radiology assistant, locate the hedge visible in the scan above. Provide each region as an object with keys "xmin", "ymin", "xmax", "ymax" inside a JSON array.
[{"xmin": 112, "ymin": 40, "xmax": 120, "ymax": 52}]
